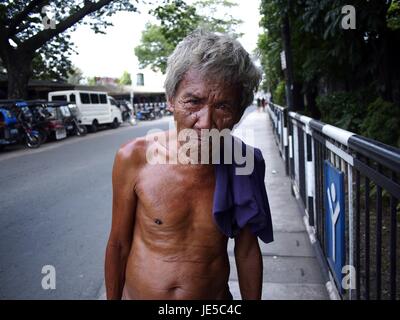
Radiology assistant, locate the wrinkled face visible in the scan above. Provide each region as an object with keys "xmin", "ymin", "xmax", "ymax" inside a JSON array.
[{"xmin": 168, "ymin": 68, "xmax": 243, "ymax": 135}]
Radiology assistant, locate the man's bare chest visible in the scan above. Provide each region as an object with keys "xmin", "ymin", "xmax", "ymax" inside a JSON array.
[{"xmin": 135, "ymin": 165, "xmax": 216, "ymax": 227}]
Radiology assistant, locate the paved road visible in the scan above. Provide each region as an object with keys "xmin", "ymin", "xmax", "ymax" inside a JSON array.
[{"xmin": 0, "ymin": 117, "xmax": 172, "ymax": 299}]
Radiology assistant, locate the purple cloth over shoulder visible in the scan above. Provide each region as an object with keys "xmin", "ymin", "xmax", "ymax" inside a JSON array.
[{"xmin": 212, "ymin": 137, "xmax": 274, "ymax": 244}]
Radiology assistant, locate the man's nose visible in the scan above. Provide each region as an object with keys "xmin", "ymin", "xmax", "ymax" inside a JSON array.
[{"xmin": 194, "ymin": 106, "xmax": 213, "ymax": 130}]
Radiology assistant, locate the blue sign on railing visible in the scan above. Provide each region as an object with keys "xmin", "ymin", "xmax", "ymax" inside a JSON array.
[{"xmin": 324, "ymin": 161, "xmax": 345, "ymax": 290}]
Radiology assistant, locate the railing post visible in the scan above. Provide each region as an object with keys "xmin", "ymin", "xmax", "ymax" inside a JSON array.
[
  {"xmin": 288, "ymin": 115, "xmax": 294, "ymax": 181},
  {"xmin": 283, "ymin": 108, "xmax": 289, "ymax": 175},
  {"xmin": 305, "ymin": 123, "xmax": 315, "ymax": 226}
]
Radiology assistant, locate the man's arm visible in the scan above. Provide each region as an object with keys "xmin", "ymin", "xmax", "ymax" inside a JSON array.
[
  {"xmin": 105, "ymin": 143, "xmax": 139, "ymax": 300},
  {"xmin": 234, "ymin": 226, "xmax": 263, "ymax": 300}
]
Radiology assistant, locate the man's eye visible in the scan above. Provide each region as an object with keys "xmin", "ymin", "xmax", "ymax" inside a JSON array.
[{"xmin": 216, "ymin": 104, "xmax": 231, "ymax": 110}]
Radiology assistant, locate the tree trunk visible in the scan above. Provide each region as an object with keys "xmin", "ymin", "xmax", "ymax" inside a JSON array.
[
  {"xmin": 305, "ymin": 84, "xmax": 320, "ymax": 119},
  {"xmin": 4, "ymin": 50, "xmax": 33, "ymax": 99},
  {"xmin": 281, "ymin": 13, "xmax": 294, "ymax": 111}
]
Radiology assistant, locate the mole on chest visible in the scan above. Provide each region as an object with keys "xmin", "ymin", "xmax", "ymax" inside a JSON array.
[{"xmin": 140, "ymin": 177, "xmax": 214, "ymax": 227}]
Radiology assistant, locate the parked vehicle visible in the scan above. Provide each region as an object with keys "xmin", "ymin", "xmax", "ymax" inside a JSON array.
[
  {"xmin": 116, "ymin": 99, "xmax": 136, "ymax": 125},
  {"xmin": 0, "ymin": 100, "xmax": 41, "ymax": 149},
  {"xmin": 27, "ymin": 101, "xmax": 64, "ymax": 143},
  {"xmin": 48, "ymin": 90, "xmax": 122, "ymax": 133},
  {"xmin": 160, "ymin": 102, "xmax": 173, "ymax": 116},
  {"xmin": 0, "ymin": 106, "xmax": 19, "ymax": 150},
  {"xmin": 66, "ymin": 104, "xmax": 87, "ymax": 136},
  {"xmin": 35, "ymin": 100, "xmax": 87, "ymax": 137},
  {"xmin": 152, "ymin": 102, "xmax": 163, "ymax": 119},
  {"xmin": 107, "ymin": 97, "xmax": 123, "ymax": 129},
  {"xmin": 115, "ymin": 99, "xmax": 133, "ymax": 122},
  {"xmin": 135, "ymin": 103, "xmax": 155, "ymax": 121}
]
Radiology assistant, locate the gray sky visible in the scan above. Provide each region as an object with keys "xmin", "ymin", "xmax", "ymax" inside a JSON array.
[{"xmin": 69, "ymin": 0, "xmax": 261, "ymax": 78}]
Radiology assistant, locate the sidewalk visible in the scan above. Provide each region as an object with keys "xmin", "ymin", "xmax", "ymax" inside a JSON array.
[
  {"xmin": 98, "ymin": 109, "xmax": 330, "ymax": 300},
  {"xmin": 229, "ymin": 109, "xmax": 329, "ymax": 299}
]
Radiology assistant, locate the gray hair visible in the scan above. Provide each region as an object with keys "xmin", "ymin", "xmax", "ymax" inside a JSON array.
[{"xmin": 164, "ymin": 29, "xmax": 262, "ymax": 111}]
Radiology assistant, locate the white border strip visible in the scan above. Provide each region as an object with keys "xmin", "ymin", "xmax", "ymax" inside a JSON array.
[
  {"xmin": 325, "ymin": 140, "xmax": 354, "ymax": 166},
  {"xmin": 347, "ymin": 163, "xmax": 354, "ymax": 300},
  {"xmin": 283, "ymin": 127, "xmax": 288, "ymax": 146},
  {"xmin": 322, "ymin": 124, "xmax": 355, "ymax": 146}
]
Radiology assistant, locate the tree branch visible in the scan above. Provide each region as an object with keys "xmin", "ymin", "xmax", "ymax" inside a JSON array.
[
  {"xmin": 6, "ymin": 0, "xmax": 49, "ymax": 37},
  {"xmin": 21, "ymin": 0, "xmax": 114, "ymax": 52}
]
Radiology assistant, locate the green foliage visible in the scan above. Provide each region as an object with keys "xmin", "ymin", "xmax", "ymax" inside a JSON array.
[
  {"xmin": 67, "ymin": 67, "xmax": 83, "ymax": 85},
  {"xmin": 316, "ymin": 91, "xmax": 400, "ymax": 147},
  {"xmin": 32, "ymin": 34, "xmax": 76, "ymax": 81},
  {"xmin": 134, "ymin": 23, "xmax": 176, "ymax": 73},
  {"xmin": 360, "ymin": 98, "xmax": 400, "ymax": 147},
  {"xmin": 256, "ymin": 32, "xmax": 282, "ymax": 93},
  {"xmin": 256, "ymin": 0, "xmax": 284, "ymax": 92},
  {"xmin": 273, "ymin": 80, "xmax": 286, "ymax": 106},
  {"xmin": 387, "ymin": 0, "xmax": 400, "ymax": 30},
  {"xmin": 87, "ymin": 77, "xmax": 97, "ymax": 86},
  {"xmin": 135, "ymin": 0, "xmax": 242, "ymax": 74},
  {"xmin": 316, "ymin": 91, "xmax": 367, "ymax": 133},
  {"xmin": 118, "ymin": 71, "xmax": 132, "ymax": 85},
  {"xmin": 258, "ymin": 0, "xmax": 400, "ymax": 147},
  {"xmin": 0, "ymin": 0, "xmax": 137, "ymax": 81}
]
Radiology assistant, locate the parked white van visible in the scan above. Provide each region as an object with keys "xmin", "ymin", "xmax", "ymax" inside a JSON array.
[{"xmin": 48, "ymin": 90, "xmax": 122, "ymax": 132}]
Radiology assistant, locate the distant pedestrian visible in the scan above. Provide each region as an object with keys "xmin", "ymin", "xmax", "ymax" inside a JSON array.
[
  {"xmin": 257, "ymin": 98, "xmax": 261, "ymax": 112},
  {"xmin": 261, "ymin": 98, "xmax": 266, "ymax": 112}
]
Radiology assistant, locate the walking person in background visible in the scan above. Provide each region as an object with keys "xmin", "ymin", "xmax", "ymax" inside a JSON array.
[
  {"xmin": 261, "ymin": 97, "xmax": 266, "ymax": 112},
  {"xmin": 257, "ymin": 97, "xmax": 261, "ymax": 112}
]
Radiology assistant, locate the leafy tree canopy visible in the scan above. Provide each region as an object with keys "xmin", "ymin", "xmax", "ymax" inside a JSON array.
[
  {"xmin": 118, "ymin": 70, "xmax": 132, "ymax": 85},
  {"xmin": 0, "ymin": 0, "xmax": 138, "ymax": 97},
  {"xmin": 135, "ymin": 0, "xmax": 243, "ymax": 73}
]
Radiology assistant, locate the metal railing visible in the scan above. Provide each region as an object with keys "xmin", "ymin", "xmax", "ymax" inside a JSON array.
[{"xmin": 268, "ymin": 103, "xmax": 400, "ymax": 300}]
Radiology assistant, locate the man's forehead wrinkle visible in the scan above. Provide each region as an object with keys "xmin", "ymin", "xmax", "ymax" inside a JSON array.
[
  {"xmin": 175, "ymin": 69, "xmax": 239, "ymax": 105},
  {"xmin": 181, "ymin": 87, "xmax": 207, "ymax": 99}
]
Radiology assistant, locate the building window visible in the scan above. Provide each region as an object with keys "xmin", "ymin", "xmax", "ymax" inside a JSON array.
[{"xmin": 136, "ymin": 73, "xmax": 144, "ymax": 86}]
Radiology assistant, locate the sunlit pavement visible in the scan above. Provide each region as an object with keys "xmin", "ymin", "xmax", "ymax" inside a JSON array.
[{"xmin": 228, "ymin": 110, "xmax": 329, "ymax": 300}]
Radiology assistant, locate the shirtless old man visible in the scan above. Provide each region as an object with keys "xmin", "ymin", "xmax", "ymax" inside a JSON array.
[{"xmin": 105, "ymin": 30, "xmax": 271, "ymax": 300}]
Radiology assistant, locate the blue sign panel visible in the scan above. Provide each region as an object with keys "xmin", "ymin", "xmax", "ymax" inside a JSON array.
[{"xmin": 324, "ymin": 160, "xmax": 345, "ymax": 289}]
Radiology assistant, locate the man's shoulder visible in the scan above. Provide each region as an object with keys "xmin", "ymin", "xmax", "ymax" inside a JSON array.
[
  {"xmin": 115, "ymin": 130, "xmax": 169, "ymax": 169},
  {"xmin": 114, "ymin": 137, "xmax": 149, "ymax": 172}
]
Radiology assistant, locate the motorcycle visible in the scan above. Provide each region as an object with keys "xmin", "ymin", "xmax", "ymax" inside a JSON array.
[
  {"xmin": 19, "ymin": 113, "xmax": 42, "ymax": 148},
  {"xmin": 0, "ymin": 100, "xmax": 42, "ymax": 148},
  {"xmin": 27, "ymin": 101, "xmax": 54, "ymax": 144},
  {"xmin": 160, "ymin": 102, "xmax": 173, "ymax": 116},
  {"xmin": 0, "ymin": 107, "xmax": 19, "ymax": 150},
  {"xmin": 65, "ymin": 103, "xmax": 87, "ymax": 136},
  {"xmin": 152, "ymin": 103, "xmax": 163, "ymax": 119},
  {"xmin": 135, "ymin": 103, "xmax": 156, "ymax": 121}
]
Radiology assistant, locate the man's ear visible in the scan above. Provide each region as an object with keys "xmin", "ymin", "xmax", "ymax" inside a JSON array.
[{"xmin": 167, "ymin": 97, "xmax": 175, "ymax": 112}]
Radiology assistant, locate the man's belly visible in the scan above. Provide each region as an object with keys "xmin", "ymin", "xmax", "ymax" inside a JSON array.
[{"xmin": 123, "ymin": 238, "xmax": 230, "ymax": 300}]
